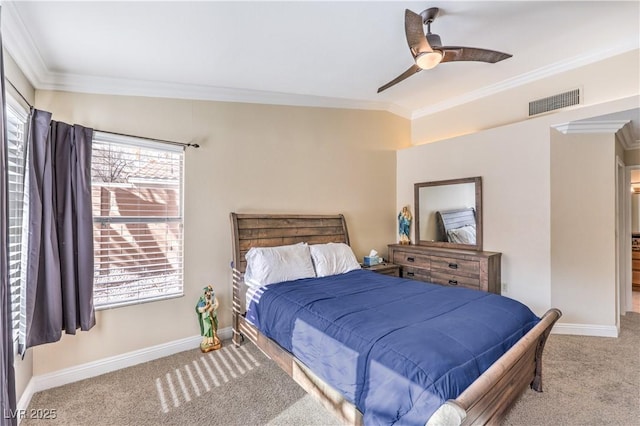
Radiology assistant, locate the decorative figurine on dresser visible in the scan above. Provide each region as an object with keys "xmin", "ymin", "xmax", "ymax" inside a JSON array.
[
  {"xmin": 196, "ymin": 285, "xmax": 222, "ymax": 352},
  {"xmin": 390, "ymin": 177, "xmax": 502, "ymax": 293},
  {"xmin": 397, "ymin": 205, "xmax": 412, "ymax": 245}
]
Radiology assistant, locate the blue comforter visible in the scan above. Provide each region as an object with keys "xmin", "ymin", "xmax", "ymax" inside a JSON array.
[{"xmin": 247, "ymin": 269, "xmax": 539, "ymax": 425}]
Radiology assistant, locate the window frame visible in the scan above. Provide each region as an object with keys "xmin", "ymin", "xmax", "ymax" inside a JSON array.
[
  {"xmin": 5, "ymin": 95, "xmax": 29, "ymax": 350},
  {"xmin": 91, "ymin": 131, "xmax": 185, "ymax": 310}
]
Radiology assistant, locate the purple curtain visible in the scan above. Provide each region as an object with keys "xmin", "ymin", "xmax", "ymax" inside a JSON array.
[
  {"xmin": 0, "ymin": 7, "xmax": 18, "ymax": 423},
  {"xmin": 21, "ymin": 110, "xmax": 95, "ymax": 353}
]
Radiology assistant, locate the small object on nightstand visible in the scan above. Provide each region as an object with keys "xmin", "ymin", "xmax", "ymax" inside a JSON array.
[{"xmin": 364, "ymin": 249, "xmax": 381, "ymax": 266}]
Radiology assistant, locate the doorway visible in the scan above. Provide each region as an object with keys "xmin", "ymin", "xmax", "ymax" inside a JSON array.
[{"xmin": 629, "ymin": 165, "xmax": 640, "ymax": 313}]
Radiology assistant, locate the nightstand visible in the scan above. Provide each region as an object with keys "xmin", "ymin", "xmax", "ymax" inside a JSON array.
[{"xmin": 361, "ymin": 262, "xmax": 400, "ymax": 277}]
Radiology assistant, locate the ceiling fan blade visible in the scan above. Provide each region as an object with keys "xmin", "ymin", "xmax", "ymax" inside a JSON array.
[
  {"xmin": 405, "ymin": 9, "xmax": 432, "ymax": 58},
  {"xmin": 377, "ymin": 64, "xmax": 422, "ymax": 93},
  {"xmin": 440, "ymin": 47, "xmax": 512, "ymax": 63}
]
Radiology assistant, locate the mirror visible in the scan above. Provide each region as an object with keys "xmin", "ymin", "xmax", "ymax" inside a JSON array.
[{"xmin": 414, "ymin": 177, "xmax": 482, "ymax": 251}]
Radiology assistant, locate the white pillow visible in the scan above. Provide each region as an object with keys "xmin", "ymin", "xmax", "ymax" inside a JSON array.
[
  {"xmin": 244, "ymin": 243, "xmax": 316, "ymax": 287},
  {"xmin": 447, "ymin": 225, "xmax": 476, "ymax": 244},
  {"xmin": 309, "ymin": 243, "xmax": 361, "ymax": 278}
]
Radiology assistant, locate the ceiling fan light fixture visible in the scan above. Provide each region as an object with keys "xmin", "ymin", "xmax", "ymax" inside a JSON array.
[{"xmin": 415, "ymin": 50, "xmax": 443, "ymax": 70}]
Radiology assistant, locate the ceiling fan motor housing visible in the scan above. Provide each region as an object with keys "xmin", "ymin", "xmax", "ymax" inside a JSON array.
[
  {"xmin": 426, "ymin": 33, "xmax": 442, "ymax": 48},
  {"xmin": 420, "ymin": 7, "xmax": 440, "ymax": 24}
]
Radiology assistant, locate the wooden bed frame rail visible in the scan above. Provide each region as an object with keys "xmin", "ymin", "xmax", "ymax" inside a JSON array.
[{"xmin": 229, "ymin": 213, "xmax": 561, "ymax": 426}]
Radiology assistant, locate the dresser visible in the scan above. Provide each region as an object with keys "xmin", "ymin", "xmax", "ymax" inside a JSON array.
[{"xmin": 388, "ymin": 244, "xmax": 502, "ymax": 294}]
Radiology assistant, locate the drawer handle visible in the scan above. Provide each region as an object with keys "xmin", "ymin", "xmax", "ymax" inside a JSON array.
[
  {"xmin": 448, "ymin": 263, "xmax": 458, "ymax": 269},
  {"xmin": 448, "ymin": 280, "xmax": 458, "ymax": 285},
  {"xmin": 406, "ymin": 272, "xmax": 415, "ymax": 277},
  {"xmin": 407, "ymin": 257, "xmax": 415, "ymax": 262}
]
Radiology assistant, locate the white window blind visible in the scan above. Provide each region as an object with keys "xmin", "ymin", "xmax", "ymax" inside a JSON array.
[
  {"xmin": 91, "ymin": 132, "xmax": 184, "ymax": 308},
  {"xmin": 6, "ymin": 103, "xmax": 28, "ymax": 342}
]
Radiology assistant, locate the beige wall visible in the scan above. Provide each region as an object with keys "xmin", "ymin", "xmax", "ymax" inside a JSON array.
[
  {"xmin": 397, "ymin": 115, "xmax": 552, "ymax": 314},
  {"xmin": 550, "ymin": 131, "xmax": 616, "ymax": 325},
  {"xmin": 396, "ymin": 96, "xmax": 639, "ymax": 324},
  {"xmin": 411, "ymin": 49, "xmax": 640, "ymax": 145},
  {"xmin": 30, "ymin": 91, "xmax": 410, "ymax": 375}
]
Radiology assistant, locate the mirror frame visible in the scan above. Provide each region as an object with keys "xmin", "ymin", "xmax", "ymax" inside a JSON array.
[{"xmin": 414, "ymin": 176, "xmax": 483, "ymax": 251}]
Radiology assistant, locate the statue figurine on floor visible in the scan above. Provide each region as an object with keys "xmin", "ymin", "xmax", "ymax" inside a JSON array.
[
  {"xmin": 398, "ymin": 206, "xmax": 412, "ymax": 245},
  {"xmin": 196, "ymin": 285, "xmax": 221, "ymax": 352}
]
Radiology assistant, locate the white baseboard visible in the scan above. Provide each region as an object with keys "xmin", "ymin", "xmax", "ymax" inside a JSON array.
[
  {"xmin": 16, "ymin": 378, "xmax": 35, "ymax": 420},
  {"xmin": 552, "ymin": 322, "xmax": 618, "ymax": 337},
  {"xmin": 16, "ymin": 326, "xmax": 232, "ymax": 417}
]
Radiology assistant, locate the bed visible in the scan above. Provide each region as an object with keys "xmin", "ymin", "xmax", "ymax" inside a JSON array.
[{"xmin": 230, "ymin": 213, "xmax": 561, "ymax": 425}]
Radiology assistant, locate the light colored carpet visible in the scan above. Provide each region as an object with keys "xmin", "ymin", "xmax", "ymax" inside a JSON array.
[
  {"xmin": 24, "ymin": 313, "xmax": 639, "ymax": 425},
  {"xmin": 503, "ymin": 312, "xmax": 640, "ymax": 426},
  {"xmin": 24, "ymin": 342, "xmax": 339, "ymax": 426}
]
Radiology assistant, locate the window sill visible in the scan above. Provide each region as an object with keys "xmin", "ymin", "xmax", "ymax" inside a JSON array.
[{"xmin": 95, "ymin": 292, "xmax": 184, "ymax": 311}]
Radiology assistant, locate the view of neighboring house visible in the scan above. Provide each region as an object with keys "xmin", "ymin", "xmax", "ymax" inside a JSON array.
[{"xmin": 91, "ymin": 140, "xmax": 183, "ymax": 307}]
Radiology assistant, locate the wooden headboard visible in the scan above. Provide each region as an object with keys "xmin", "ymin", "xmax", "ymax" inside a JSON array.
[
  {"xmin": 230, "ymin": 213, "xmax": 350, "ymax": 273},
  {"xmin": 435, "ymin": 207, "xmax": 476, "ymax": 242}
]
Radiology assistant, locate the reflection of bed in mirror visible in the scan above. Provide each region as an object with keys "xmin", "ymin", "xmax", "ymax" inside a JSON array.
[
  {"xmin": 436, "ymin": 207, "xmax": 476, "ymax": 244},
  {"xmin": 415, "ymin": 176, "xmax": 482, "ymax": 251}
]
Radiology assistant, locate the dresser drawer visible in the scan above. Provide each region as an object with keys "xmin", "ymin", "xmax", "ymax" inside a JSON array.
[
  {"xmin": 401, "ymin": 266, "xmax": 431, "ymax": 283},
  {"xmin": 430, "ymin": 271, "xmax": 480, "ymax": 290},
  {"xmin": 392, "ymin": 251, "xmax": 431, "ymax": 269},
  {"xmin": 430, "ymin": 256, "xmax": 479, "ymax": 277}
]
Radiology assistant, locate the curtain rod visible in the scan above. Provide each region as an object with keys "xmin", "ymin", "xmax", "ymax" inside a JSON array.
[
  {"xmin": 95, "ymin": 129, "xmax": 200, "ymax": 149},
  {"xmin": 6, "ymin": 78, "xmax": 33, "ymax": 110},
  {"xmin": 5, "ymin": 78, "xmax": 200, "ymax": 149}
]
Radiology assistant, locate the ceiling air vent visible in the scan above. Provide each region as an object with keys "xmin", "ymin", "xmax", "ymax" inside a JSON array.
[{"xmin": 529, "ymin": 88, "xmax": 580, "ymax": 116}]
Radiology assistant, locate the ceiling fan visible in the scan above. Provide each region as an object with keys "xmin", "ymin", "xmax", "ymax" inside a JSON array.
[{"xmin": 377, "ymin": 7, "xmax": 512, "ymax": 93}]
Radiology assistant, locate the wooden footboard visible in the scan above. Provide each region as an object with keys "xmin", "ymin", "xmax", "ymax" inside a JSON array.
[{"xmin": 454, "ymin": 308, "xmax": 561, "ymax": 425}]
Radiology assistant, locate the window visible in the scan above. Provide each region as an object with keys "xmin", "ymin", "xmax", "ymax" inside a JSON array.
[
  {"xmin": 91, "ymin": 132, "xmax": 184, "ymax": 308},
  {"xmin": 6, "ymin": 101, "xmax": 28, "ymax": 342}
]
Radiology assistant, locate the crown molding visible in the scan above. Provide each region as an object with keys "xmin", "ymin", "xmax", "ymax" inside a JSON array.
[
  {"xmin": 617, "ymin": 122, "xmax": 639, "ymax": 150},
  {"xmin": 552, "ymin": 120, "xmax": 629, "ymax": 134},
  {"xmin": 2, "ymin": 2, "xmax": 50, "ymax": 88},
  {"xmin": 41, "ymin": 70, "xmax": 401, "ymax": 113},
  {"xmin": 411, "ymin": 41, "xmax": 639, "ymax": 120},
  {"xmin": 552, "ymin": 120, "xmax": 639, "ymax": 149},
  {"xmin": 41, "ymin": 69, "xmax": 416, "ymax": 118}
]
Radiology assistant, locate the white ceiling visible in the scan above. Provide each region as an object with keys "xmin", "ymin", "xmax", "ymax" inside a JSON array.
[{"xmin": 2, "ymin": 1, "xmax": 639, "ymax": 119}]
